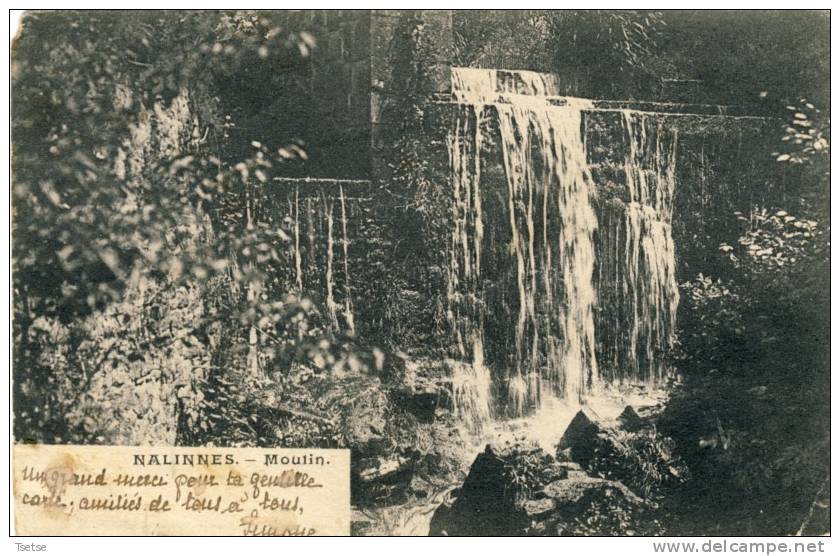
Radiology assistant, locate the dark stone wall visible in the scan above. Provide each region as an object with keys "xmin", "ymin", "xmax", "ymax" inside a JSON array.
[
  {"xmin": 253, "ymin": 177, "xmax": 388, "ymax": 340},
  {"xmin": 296, "ymin": 10, "xmax": 373, "ymax": 178},
  {"xmin": 261, "ymin": 14, "xmax": 790, "ymax": 362},
  {"xmin": 272, "ymin": 10, "xmax": 453, "ymax": 180},
  {"xmin": 414, "ymin": 101, "xmax": 785, "ymax": 360}
]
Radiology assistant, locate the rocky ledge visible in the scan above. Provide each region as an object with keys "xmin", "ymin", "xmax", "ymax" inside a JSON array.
[{"xmin": 430, "ymin": 405, "xmax": 686, "ymax": 536}]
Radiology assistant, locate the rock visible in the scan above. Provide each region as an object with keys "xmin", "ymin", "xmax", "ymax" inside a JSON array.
[
  {"xmin": 556, "ymin": 407, "xmax": 607, "ymax": 465},
  {"xmin": 352, "ymin": 453, "xmax": 415, "ymax": 505},
  {"xmin": 558, "ymin": 409, "xmax": 689, "ymax": 501},
  {"xmin": 556, "ymin": 461, "xmax": 587, "ymax": 480},
  {"xmin": 314, "ymin": 375, "xmax": 389, "ymax": 455},
  {"xmin": 619, "ymin": 405, "xmax": 644, "ymax": 431},
  {"xmin": 391, "ymin": 385, "xmax": 440, "ymax": 423},
  {"xmin": 358, "ymin": 454, "xmax": 412, "ymax": 482},
  {"xmin": 543, "ymin": 476, "xmax": 644, "ymax": 509},
  {"xmin": 523, "ymin": 498, "xmax": 556, "ymax": 519},
  {"xmin": 428, "ymin": 492, "xmax": 455, "ymax": 536},
  {"xmin": 543, "ymin": 476, "xmax": 651, "ymax": 536},
  {"xmin": 350, "ymin": 510, "xmax": 375, "ymax": 536},
  {"xmin": 388, "ymin": 356, "xmax": 452, "ymax": 422},
  {"xmin": 429, "ymin": 441, "xmax": 651, "ymax": 536},
  {"xmin": 429, "ymin": 442, "xmax": 556, "ymax": 536}
]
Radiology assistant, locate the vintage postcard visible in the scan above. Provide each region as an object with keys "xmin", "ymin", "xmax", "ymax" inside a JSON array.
[{"xmin": 10, "ymin": 8, "xmax": 830, "ymax": 539}]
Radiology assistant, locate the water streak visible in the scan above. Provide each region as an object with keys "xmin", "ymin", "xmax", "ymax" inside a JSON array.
[
  {"xmin": 596, "ymin": 111, "xmax": 679, "ymax": 381},
  {"xmin": 448, "ymin": 68, "xmax": 599, "ymax": 419},
  {"xmin": 339, "ymin": 184, "xmax": 356, "ymax": 334},
  {"xmin": 294, "ymin": 186, "xmax": 303, "ymax": 292},
  {"xmin": 279, "ymin": 185, "xmax": 357, "ymax": 335},
  {"xmin": 447, "ymin": 97, "xmax": 492, "ymax": 428}
]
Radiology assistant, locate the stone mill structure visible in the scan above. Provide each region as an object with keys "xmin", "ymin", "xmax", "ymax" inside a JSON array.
[{"xmin": 255, "ymin": 10, "xmax": 784, "ymax": 424}]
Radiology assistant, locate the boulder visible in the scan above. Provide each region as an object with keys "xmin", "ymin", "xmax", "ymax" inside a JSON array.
[
  {"xmin": 542, "ymin": 475, "xmax": 651, "ymax": 536},
  {"xmin": 429, "ymin": 441, "xmax": 652, "ymax": 536},
  {"xmin": 429, "ymin": 442, "xmax": 560, "ymax": 536},
  {"xmin": 557, "ymin": 407, "xmax": 689, "ymax": 502},
  {"xmin": 543, "ymin": 475, "xmax": 644, "ymax": 509},
  {"xmin": 618, "ymin": 405, "xmax": 644, "ymax": 432},
  {"xmin": 556, "ymin": 460, "xmax": 588, "ymax": 480},
  {"xmin": 522, "ymin": 497, "xmax": 556, "ymax": 519},
  {"xmin": 351, "ymin": 452, "xmax": 415, "ymax": 506},
  {"xmin": 556, "ymin": 407, "xmax": 607, "ymax": 465}
]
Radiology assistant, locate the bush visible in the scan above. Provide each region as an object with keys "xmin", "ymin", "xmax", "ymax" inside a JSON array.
[
  {"xmin": 668, "ymin": 198, "xmax": 829, "ymax": 533},
  {"xmin": 679, "ymin": 206, "xmax": 828, "ymax": 379},
  {"xmin": 587, "ymin": 428, "xmax": 689, "ymax": 502}
]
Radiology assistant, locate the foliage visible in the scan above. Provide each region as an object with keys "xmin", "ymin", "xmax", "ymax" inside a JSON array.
[
  {"xmin": 452, "ymin": 11, "xmax": 553, "ymax": 70},
  {"xmin": 453, "ymin": 10, "xmax": 828, "ymax": 108},
  {"xmin": 587, "ymin": 428, "xmax": 689, "ymax": 502},
  {"xmin": 452, "ymin": 10, "xmax": 666, "ymax": 99},
  {"xmin": 773, "ymin": 100, "xmax": 830, "ymax": 166},
  {"xmin": 12, "ymin": 11, "xmax": 308, "ymax": 320},
  {"xmin": 375, "ymin": 11, "xmax": 452, "ymax": 350},
  {"xmin": 660, "ymin": 11, "xmax": 829, "ymax": 108},
  {"xmin": 11, "ymin": 11, "xmax": 365, "ymax": 445},
  {"xmin": 667, "ymin": 132, "xmax": 829, "ymax": 533},
  {"xmin": 559, "ymin": 493, "xmax": 664, "ymax": 537},
  {"xmin": 548, "ymin": 11, "xmax": 666, "ymax": 79},
  {"xmin": 679, "ymin": 207, "xmax": 828, "ymax": 379}
]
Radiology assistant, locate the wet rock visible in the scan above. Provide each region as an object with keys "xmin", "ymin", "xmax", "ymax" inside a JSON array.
[
  {"xmin": 429, "ymin": 441, "xmax": 651, "ymax": 536},
  {"xmin": 523, "ymin": 497, "xmax": 556, "ymax": 519},
  {"xmin": 558, "ymin": 408, "xmax": 689, "ymax": 502},
  {"xmin": 352, "ymin": 452, "xmax": 415, "ymax": 506},
  {"xmin": 556, "ymin": 407, "xmax": 607, "ymax": 465},
  {"xmin": 429, "ymin": 442, "xmax": 557, "ymax": 536},
  {"xmin": 619, "ymin": 405, "xmax": 644, "ymax": 431},
  {"xmin": 543, "ymin": 475, "xmax": 644, "ymax": 509}
]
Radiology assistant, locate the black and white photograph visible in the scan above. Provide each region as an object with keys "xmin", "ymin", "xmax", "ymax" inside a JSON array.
[{"xmin": 8, "ymin": 7, "xmax": 832, "ymax": 539}]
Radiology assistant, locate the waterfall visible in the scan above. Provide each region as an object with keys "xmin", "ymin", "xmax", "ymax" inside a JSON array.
[
  {"xmin": 338, "ymin": 184, "xmax": 356, "ymax": 335},
  {"xmin": 324, "ymin": 198, "xmax": 339, "ymax": 330},
  {"xmin": 448, "ymin": 68, "xmax": 599, "ymax": 419},
  {"xmin": 273, "ymin": 182, "xmax": 357, "ymax": 335},
  {"xmin": 447, "ymin": 95, "xmax": 492, "ymax": 430},
  {"xmin": 322, "ymin": 191, "xmax": 357, "ymax": 334},
  {"xmin": 595, "ymin": 111, "xmax": 679, "ymax": 382}
]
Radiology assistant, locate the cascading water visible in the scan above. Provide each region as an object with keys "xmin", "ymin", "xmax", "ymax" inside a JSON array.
[
  {"xmin": 266, "ymin": 181, "xmax": 358, "ymax": 335},
  {"xmin": 447, "ymin": 79, "xmax": 492, "ymax": 432},
  {"xmin": 338, "ymin": 185, "xmax": 356, "ymax": 335},
  {"xmin": 293, "ymin": 186, "xmax": 304, "ymax": 293},
  {"xmin": 324, "ymin": 197, "xmax": 339, "ymax": 330},
  {"xmin": 447, "ymin": 67, "xmax": 682, "ymax": 432},
  {"xmin": 596, "ymin": 111, "xmax": 680, "ymax": 382},
  {"xmin": 448, "ymin": 68, "xmax": 599, "ymax": 423}
]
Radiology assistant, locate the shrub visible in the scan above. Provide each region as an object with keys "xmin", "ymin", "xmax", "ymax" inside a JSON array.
[{"xmin": 586, "ymin": 428, "xmax": 689, "ymax": 502}]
